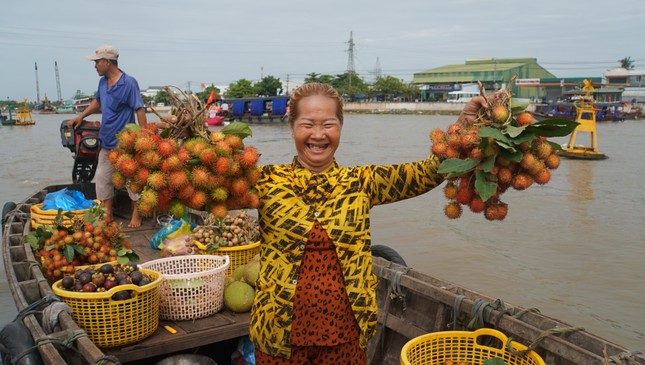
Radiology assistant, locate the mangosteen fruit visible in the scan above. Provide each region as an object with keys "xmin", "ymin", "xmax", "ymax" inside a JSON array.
[
  {"xmin": 61, "ymin": 276, "xmax": 74, "ymax": 290},
  {"xmin": 112, "ymin": 290, "xmax": 131, "ymax": 301},
  {"xmin": 98, "ymin": 263, "xmax": 114, "ymax": 275},
  {"xmin": 103, "ymin": 278, "xmax": 118, "ymax": 291},
  {"xmin": 81, "ymin": 282, "xmax": 97, "ymax": 292},
  {"xmin": 129, "ymin": 270, "xmax": 143, "ymax": 285},
  {"xmin": 78, "ymin": 271, "xmax": 92, "ymax": 285}
]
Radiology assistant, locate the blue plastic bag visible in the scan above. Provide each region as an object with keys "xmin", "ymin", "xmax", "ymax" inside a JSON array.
[
  {"xmin": 42, "ymin": 188, "xmax": 97, "ymax": 211},
  {"xmin": 149, "ymin": 219, "xmax": 196, "ymax": 250}
]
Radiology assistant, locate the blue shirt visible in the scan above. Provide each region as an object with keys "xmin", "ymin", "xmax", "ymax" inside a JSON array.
[{"xmin": 95, "ymin": 71, "xmax": 144, "ymax": 150}]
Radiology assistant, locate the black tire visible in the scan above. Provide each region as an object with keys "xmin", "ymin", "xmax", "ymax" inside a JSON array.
[
  {"xmin": 2, "ymin": 201, "xmax": 17, "ymax": 233},
  {"xmin": 371, "ymin": 245, "xmax": 407, "ymax": 266}
]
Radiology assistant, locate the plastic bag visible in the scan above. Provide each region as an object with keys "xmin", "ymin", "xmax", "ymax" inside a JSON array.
[
  {"xmin": 149, "ymin": 219, "xmax": 196, "ymax": 249},
  {"xmin": 42, "ymin": 188, "xmax": 97, "ymax": 211},
  {"xmin": 231, "ymin": 335, "xmax": 255, "ymax": 365},
  {"xmin": 159, "ymin": 234, "xmax": 193, "ymax": 257}
]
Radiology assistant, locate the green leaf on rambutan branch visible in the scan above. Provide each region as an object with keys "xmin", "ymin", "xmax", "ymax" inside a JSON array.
[
  {"xmin": 499, "ymin": 148, "xmax": 523, "ymax": 162},
  {"xmin": 510, "ymin": 99, "xmax": 529, "ymax": 114},
  {"xmin": 64, "ymin": 245, "xmax": 75, "ymax": 264},
  {"xmin": 481, "ymin": 155, "xmax": 496, "ymax": 173},
  {"xmin": 475, "ymin": 170, "xmax": 497, "ymax": 202},
  {"xmin": 527, "ymin": 118, "xmax": 579, "ymax": 137},
  {"xmin": 504, "ymin": 124, "xmax": 525, "ymax": 138},
  {"xmin": 221, "ymin": 121, "xmax": 253, "ymax": 139},
  {"xmin": 438, "ymin": 158, "xmax": 480, "ymax": 176}
]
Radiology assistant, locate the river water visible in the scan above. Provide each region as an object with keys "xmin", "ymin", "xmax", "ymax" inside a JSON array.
[{"xmin": 1, "ymin": 113, "xmax": 644, "ymax": 352}]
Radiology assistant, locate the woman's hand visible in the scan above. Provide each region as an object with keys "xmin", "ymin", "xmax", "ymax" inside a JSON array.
[{"xmin": 456, "ymin": 90, "xmax": 506, "ymax": 128}]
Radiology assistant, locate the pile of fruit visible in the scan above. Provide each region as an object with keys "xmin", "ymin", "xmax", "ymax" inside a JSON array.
[
  {"xmin": 192, "ymin": 210, "xmax": 260, "ymax": 251},
  {"xmin": 57, "ymin": 262, "xmax": 153, "ymax": 301},
  {"xmin": 223, "ymin": 254, "xmax": 259, "ymax": 313},
  {"xmin": 110, "ymin": 86, "xmax": 260, "ymax": 219},
  {"xmin": 431, "ymin": 81, "xmax": 578, "ymax": 220},
  {"xmin": 22, "ymin": 207, "xmax": 139, "ymax": 283}
]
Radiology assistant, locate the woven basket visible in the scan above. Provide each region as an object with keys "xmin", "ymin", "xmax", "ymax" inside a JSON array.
[
  {"xmin": 401, "ymin": 328, "xmax": 545, "ymax": 365},
  {"xmin": 140, "ymin": 255, "xmax": 229, "ymax": 321}
]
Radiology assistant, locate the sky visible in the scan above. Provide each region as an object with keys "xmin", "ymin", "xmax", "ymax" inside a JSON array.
[{"xmin": 1, "ymin": 0, "xmax": 644, "ymax": 102}]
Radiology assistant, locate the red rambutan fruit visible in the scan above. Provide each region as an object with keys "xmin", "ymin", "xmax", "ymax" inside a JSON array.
[
  {"xmin": 224, "ymin": 134, "xmax": 244, "ymax": 150},
  {"xmin": 239, "ymin": 146, "xmax": 260, "ymax": 168},
  {"xmin": 231, "ymin": 178, "xmax": 249, "ymax": 197},
  {"xmin": 116, "ymin": 130, "xmax": 136, "ymax": 152},
  {"xmin": 147, "ymin": 171, "xmax": 168, "ymax": 191},
  {"xmin": 497, "ymin": 167, "xmax": 513, "ymax": 185},
  {"xmin": 177, "ymin": 147, "xmax": 191, "ymax": 164},
  {"xmin": 469, "ymin": 196, "xmax": 486, "ymax": 213},
  {"xmin": 210, "ymin": 187, "xmax": 229, "ymax": 201},
  {"xmin": 492, "ymin": 105, "xmax": 509, "ymax": 123},
  {"xmin": 107, "ymin": 150, "xmax": 121, "ymax": 165},
  {"xmin": 496, "ymin": 202, "xmax": 508, "ymax": 220},
  {"xmin": 135, "ymin": 168, "xmax": 151, "ymax": 185},
  {"xmin": 534, "ymin": 141, "xmax": 553, "ymax": 160},
  {"xmin": 511, "ymin": 173, "xmax": 533, "ymax": 190},
  {"xmin": 447, "ymin": 123, "xmax": 461, "ymax": 135},
  {"xmin": 134, "ymin": 134, "xmax": 156, "ymax": 153},
  {"xmin": 445, "ymin": 146, "xmax": 460, "ymax": 159},
  {"xmin": 214, "ymin": 141, "xmax": 233, "ymax": 157},
  {"xmin": 156, "ymin": 139, "xmax": 177, "ymax": 158},
  {"xmin": 112, "ymin": 171, "xmax": 127, "ymax": 189},
  {"xmin": 139, "ymin": 188, "xmax": 159, "ymax": 208},
  {"xmin": 245, "ymin": 167, "xmax": 261, "ymax": 186},
  {"xmin": 444, "ymin": 201, "xmax": 462, "ymax": 219},
  {"xmin": 429, "ymin": 128, "xmax": 446, "ymax": 143},
  {"xmin": 118, "ymin": 158, "xmax": 138, "ymax": 178},
  {"xmin": 161, "ymin": 155, "xmax": 182, "ymax": 173},
  {"xmin": 177, "ymin": 184, "xmax": 195, "ymax": 201},
  {"xmin": 140, "ymin": 150, "xmax": 162, "ymax": 170},
  {"xmin": 534, "ymin": 168, "xmax": 551, "ymax": 185},
  {"xmin": 168, "ymin": 170, "xmax": 189, "ymax": 190},
  {"xmin": 199, "ymin": 147, "xmax": 218, "ymax": 165},
  {"xmin": 443, "ymin": 182, "xmax": 458, "ymax": 200},
  {"xmin": 516, "ymin": 112, "xmax": 533, "ymax": 126},
  {"xmin": 455, "ymin": 186, "xmax": 474, "ymax": 205},
  {"xmin": 191, "ymin": 166, "xmax": 213, "ymax": 189},
  {"xmin": 484, "ymin": 205, "xmax": 499, "ymax": 221},
  {"xmin": 520, "ymin": 152, "xmax": 538, "ymax": 171},
  {"xmin": 128, "ymin": 181, "xmax": 143, "ymax": 194},
  {"xmin": 209, "ymin": 204, "xmax": 228, "ymax": 219},
  {"xmin": 188, "ymin": 190, "xmax": 208, "ymax": 210},
  {"xmin": 545, "ymin": 153, "xmax": 560, "ymax": 169},
  {"xmin": 431, "ymin": 142, "xmax": 448, "ymax": 157}
]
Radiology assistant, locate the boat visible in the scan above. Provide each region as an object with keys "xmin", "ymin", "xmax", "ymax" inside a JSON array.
[
  {"xmin": 56, "ymin": 100, "xmax": 75, "ymax": 114},
  {"xmin": 530, "ymin": 102, "xmax": 640, "ymax": 122},
  {"xmin": 73, "ymin": 97, "xmax": 94, "ymax": 114},
  {"xmin": 3, "ymin": 187, "xmax": 645, "ymax": 365},
  {"xmin": 32, "ymin": 96, "xmax": 58, "ymax": 115},
  {"xmin": 226, "ymin": 96, "xmax": 289, "ymax": 123},
  {"xmin": 1, "ymin": 99, "xmax": 36, "ymax": 126}
]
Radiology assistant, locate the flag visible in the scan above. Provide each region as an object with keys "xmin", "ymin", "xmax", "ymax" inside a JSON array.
[{"xmin": 207, "ymin": 90, "xmax": 216, "ymax": 105}]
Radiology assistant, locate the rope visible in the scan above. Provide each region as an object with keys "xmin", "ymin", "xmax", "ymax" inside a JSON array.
[
  {"xmin": 378, "ymin": 264, "xmax": 410, "ymax": 359},
  {"xmin": 14, "ymin": 295, "xmax": 61, "ymax": 321},
  {"xmin": 607, "ymin": 350, "xmax": 643, "ymax": 365},
  {"xmin": 93, "ymin": 354, "xmax": 122, "ymax": 365},
  {"xmin": 466, "ymin": 298, "xmax": 506, "ymax": 330},
  {"xmin": 8, "ymin": 329, "xmax": 88, "ymax": 365},
  {"xmin": 451, "ymin": 295, "xmax": 465, "ymax": 329},
  {"xmin": 507, "ymin": 326, "xmax": 584, "ymax": 357}
]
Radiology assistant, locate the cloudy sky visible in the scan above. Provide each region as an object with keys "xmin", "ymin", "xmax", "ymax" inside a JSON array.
[{"xmin": 2, "ymin": 0, "xmax": 644, "ymax": 102}]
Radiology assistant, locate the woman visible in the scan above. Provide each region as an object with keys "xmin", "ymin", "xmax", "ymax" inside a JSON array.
[{"xmin": 250, "ymin": 82, "xmax": 464, "ymax": 364}]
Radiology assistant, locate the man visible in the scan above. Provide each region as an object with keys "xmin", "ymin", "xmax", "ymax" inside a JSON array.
[{"xmin": 67, "ymin": 45, "xmax": 147, "ymax": 228}]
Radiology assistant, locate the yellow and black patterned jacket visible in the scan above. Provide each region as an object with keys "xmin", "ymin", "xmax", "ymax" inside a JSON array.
[{"xmin": 250, "ymin": 155, "xmax": 443, "ymax": 358}]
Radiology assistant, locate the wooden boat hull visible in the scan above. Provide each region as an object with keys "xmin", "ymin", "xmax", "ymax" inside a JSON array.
[{"xmin": 3, "ymin": 185, "xmax": 644, "ymax": 364}]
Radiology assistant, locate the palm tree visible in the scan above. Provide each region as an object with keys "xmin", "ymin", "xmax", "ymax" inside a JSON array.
[{"xmin": 618, "ymin": 57, "xmax": 634, "ymax": 70}]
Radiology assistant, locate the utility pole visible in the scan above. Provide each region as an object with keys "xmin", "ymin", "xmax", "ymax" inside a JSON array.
[
  {"xmin": 286, "ymin": 74, "xmax": 290, "ymax": 96},
  {"xmin": 346, "ymin": 31, "xmax": 355, "ymax": 87},
  {"xmin": 35, "ymin": 62, "xmax": 41, "ymax": 103},
  {"xmin": 374, "ymin": 57, "xmax": 382, "ymax": 81},
  {"xmin": 55, "ymin": 61, "xmax": 62, "ymax": 102}
]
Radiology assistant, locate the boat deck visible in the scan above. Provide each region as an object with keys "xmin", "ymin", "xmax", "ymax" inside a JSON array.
[{"xmin": 3, "ymin": 185, "xmax": 250, "ymax": 364}]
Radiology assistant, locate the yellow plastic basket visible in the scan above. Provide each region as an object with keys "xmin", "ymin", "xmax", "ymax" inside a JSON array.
[
  {"xmin": 198, "ymin": 241, "xmax": 260, "ymax": 277},
  {"xmin": 30, "ymin": 200, "xmax": 100, "ymax": 230},
  {"xmin": 51, "ymin": 268, "xmax": 162, "ymax": 348},
  {"xmin": 401, "ymin": 328, "xmax": 545, "ymax": 365},
  {"xmin": 139, "ymin": 255, "xmax": 229, "ymax": 321}
]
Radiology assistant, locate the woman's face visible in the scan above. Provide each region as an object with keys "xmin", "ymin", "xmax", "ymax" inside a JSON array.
[{"xmin": 291, "ymin": 95, "xmax": 342, "ymax": 173}]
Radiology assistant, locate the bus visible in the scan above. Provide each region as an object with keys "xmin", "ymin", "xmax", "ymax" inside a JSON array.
[{"xmin": 447, "ymin": 90, "xmax": 480, "ymax": 103}]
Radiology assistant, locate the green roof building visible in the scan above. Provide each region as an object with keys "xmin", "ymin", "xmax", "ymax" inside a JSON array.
[{"xmin": 413, "ymin": 58, "xmax": 556, "ymax": 101}]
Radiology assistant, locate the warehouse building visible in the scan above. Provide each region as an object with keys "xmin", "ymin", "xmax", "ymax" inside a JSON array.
[{"xmin": 412, "ymin": 58, "xmax": 556, "ymax": 101}]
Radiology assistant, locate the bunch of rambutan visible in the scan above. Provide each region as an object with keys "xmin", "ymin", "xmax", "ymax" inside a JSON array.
[
  {"xmin": 109, "ymin": 122, "xmax": 260, "ymax": 219},
  {"xmin": 431, "ymin": 86, "xmax": 577, "ymax": 221}
]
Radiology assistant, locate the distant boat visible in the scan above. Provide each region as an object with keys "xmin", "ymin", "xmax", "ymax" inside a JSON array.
[
  {"xmin": 56, "ymin": 100, "xmax": 75, "ymax": 114},
  {"xmin": 1, "ymin": 99, "xmax": 35, "ymax": 126},
  {"xmin": 226, "ymin": 96, "xmax": 289, "ymax": 123},
  {"xmin": 73, "ymin": 97, "xmax": 94, "ymax": 114}
]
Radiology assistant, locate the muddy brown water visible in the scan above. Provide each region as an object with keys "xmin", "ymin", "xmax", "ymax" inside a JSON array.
[{"xmin": 1, "ymin": 113, "xmax": 643, "ymax": 351}]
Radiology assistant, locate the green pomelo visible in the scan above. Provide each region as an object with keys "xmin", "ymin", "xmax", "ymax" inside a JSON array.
[
  {"xmin": 232, "ymin": 265, "xmax": 245, "ymax": 282},
  {"xmin": 224, "ymin": 281, "xmax": 255, "ymax": 313},
  {"xmin": 224, "ymin": 276, "xmax": 234, "ymax": 288},
  {"xmin": 242, "ymin": 260, "xmax": 260, "ymax": 287}
]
